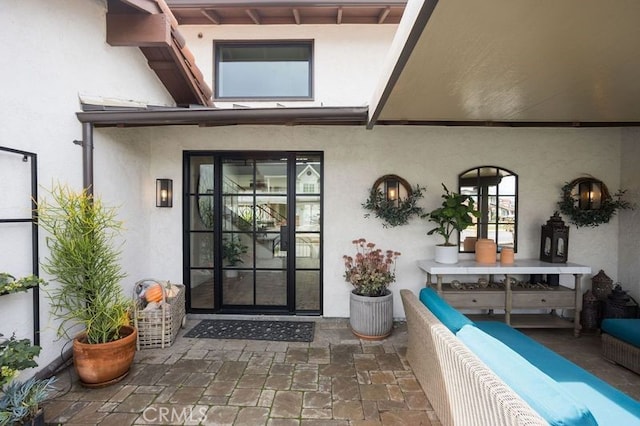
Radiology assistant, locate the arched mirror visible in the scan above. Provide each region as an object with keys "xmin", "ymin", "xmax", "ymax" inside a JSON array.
[{"xmin": 458, "ymin": 166, "xmax": 518, "ymax": 253}]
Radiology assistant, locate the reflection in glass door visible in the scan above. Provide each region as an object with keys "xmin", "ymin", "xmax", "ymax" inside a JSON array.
[{"xmin": 184, "ymin": 152, "xmax": 322, "ymax": 314}]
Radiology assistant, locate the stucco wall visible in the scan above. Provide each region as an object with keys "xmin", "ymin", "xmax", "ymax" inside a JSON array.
[
  {"xmin": 619, "ymin": 128, "xmax": 640, "ymax": 301},
  {"xmin": 179, "ymin": 24, "xmax": 398, "ymax": 108},
  {"xmin": 0, "ymin": 0, "xmax": 174, "ymax": 373},
  {"xmin": 97, "ymin": 124, "xmax": 625, "ymax": 319}
]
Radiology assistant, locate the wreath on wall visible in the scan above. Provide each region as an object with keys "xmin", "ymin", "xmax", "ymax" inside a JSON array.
[
  {"xmin": 558, "ymin": 177, "xmax": 633, "ymax": 228},
  {"xmin": 362, "ymin": 175, "xmax": 425, "ymax": 228}
]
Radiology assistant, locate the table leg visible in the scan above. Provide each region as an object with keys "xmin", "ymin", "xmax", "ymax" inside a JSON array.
[
  {"xmin": 436, "ymin": 275, "xmax": 443, "ymax": 295},
  {"xmin": 505, "ymin": 274, "xmax": 512, "ymax": 325},
  {"xmin": 574, "ymin": 274, "xmax": 582, "ymax": 337}
]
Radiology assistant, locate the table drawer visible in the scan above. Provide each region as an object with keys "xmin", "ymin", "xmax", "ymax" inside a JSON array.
[
  {"xmin": 443, "ymin": 291, "xmax": 504, "ymax": 309},
  {"xmin": 511, "ymin": 291, "xmax": 574, "ymax": 308}
]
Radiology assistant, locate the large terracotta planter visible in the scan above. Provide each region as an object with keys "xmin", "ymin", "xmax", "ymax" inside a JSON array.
[
  {"xmin": 73, "ymin": 325, "xmax": 137, "ymax": 388},
  {"xmin": 349, "ymin": 290, "xmax": 393, "ymax": 340}
]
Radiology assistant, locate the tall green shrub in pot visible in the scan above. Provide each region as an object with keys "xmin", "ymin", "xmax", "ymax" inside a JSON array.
[{"xmin": 38, "ymin": 184, "xmax": 136, "ymax": 386}]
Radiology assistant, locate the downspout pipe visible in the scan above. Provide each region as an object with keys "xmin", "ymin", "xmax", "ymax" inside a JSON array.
[{"xmin": 82, "ymin": 122, "xmax": 94, "ymax": 195}]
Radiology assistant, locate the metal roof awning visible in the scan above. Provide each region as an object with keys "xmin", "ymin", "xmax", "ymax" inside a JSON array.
[{"xmin": 77, "ymin": 106, "xmax": 369, "ymax": 127}]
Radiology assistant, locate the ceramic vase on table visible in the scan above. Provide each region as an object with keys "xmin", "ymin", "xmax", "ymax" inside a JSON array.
[{"xmin": 475, "ymin": 239, "xmax": 497, "ymax": 263}]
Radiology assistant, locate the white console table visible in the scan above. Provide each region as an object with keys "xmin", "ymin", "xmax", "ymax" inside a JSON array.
[{"xmin": 417, "ymin": 259, "xmax": 592, "ymax": 336}]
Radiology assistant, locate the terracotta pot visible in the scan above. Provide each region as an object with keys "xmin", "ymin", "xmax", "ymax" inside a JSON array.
[
  {"xmin": 73, "ymin": 325, "xmax": 137, "ymax": 388},
  {"xmin": 463, "ymin": 237, "xmax": 477, "ymax": 252},
  {"xmin": 475, "ymin": 239, "xmax": 497, "ymax": 263},
  {"xmin": 500, "ymin": 247, "xmax": 515, "ymax": 264}
]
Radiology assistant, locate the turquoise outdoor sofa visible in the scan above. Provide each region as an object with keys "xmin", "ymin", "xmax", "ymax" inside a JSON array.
[
  {"xmin": 601, "ymin": 318, "xmax": 640, "ymax": 375},
  {"xmin": 400, "ymin": 288, "xmax": 640, "ymax": 426}
]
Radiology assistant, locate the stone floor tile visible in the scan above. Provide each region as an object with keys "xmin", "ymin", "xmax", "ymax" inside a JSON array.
[
  {"xmin": 200, "ymin": 406, "xmax": 239, "ymax": 426},
  {"xmin": 215, "ymin": 361, "xmax": 248, "ymax": 381},
  {"xmin": 152, "ymin": 386, "xmax": 177, "ymax": 403},
  {"xmin": 155, "ymin": 369, "xmax": 190, "ymax": 386},
  {"xmin": 375, "ymin": 353, "xmax": 404, "ymax": 371},
  {"xmin": 271, "ymin": 390, "xmax": 303, "ymax": 418},
  {"xmin": 227, "ymin": 387, "xmax": 261, "ymax": 406},
  {"xmin": 376, "ymin": 400, "xmax": 407, "ymax": 411},
  {"xmin": 204, "ymin": 380, "xmax": 237, "ymax": 396},
  {"xmin": 108, "ymin": 384, "xmax": 137, "ymax": 403},
  {"xmin": 114, "ymin": 393, "xmax": 156, "ymax": 413},
  {"xmin": 133, "ymin": 385, "xmax": 164, "ymax": 394},
  {"xmin": 370, "ymin": 371, "xmax": 396, "ymax": 385},
  {"xmin": 396, "ymin": 377, "xmax": 421, "ymax": 392},
  {"xmin": 270, "ymin": 363, "xmax": 295, "ymax": 375},
  {"xmin": 303, "ymin": 391, "xmax": 331, "ymax": 408},
  {"xmin": 301, "ymin": 419, "xmax": 349, "ymax": 425},
  {"xmin": 65, "ymin": 401, "xmax": 109, "ymax": 424},
  {"xmin": 350, "ymin": 421, "xmax": 383, "ymax": 426},
  {"xmin": 235, "ymin": 406, "xmax": 270, "ymax": 425},
  {"xmin": 301, "ymin": 408, "xmax": 332, "ymax": 419},
  {"xmin": 379, "ymin": 409, "xmax": 433, "ymax": 425},
  {"xmin": 168, "ymin": 387, "xmax": 205, "ymax": 404},
  {"xmin": 319, "ymin": 362, "xmax": 355, "ymax": 378},
  {"xmin": 333, "ymin": 400, "xmax": 364, "ymax": 420},
  {"xmin": 360, "ymin": 384, "xmax": 390, "ymax": 401},
  {"xmin": 331, "ymin": 377, "xmax": 360, "ymax": 400},
  {"xmin": 357, "ymin": 370, "xmax": 371, "ymax": 384},
  {"xmin": 183, "ymin": 349, "xmax": 208, "ymax": 359},
  {"xmin": 362, "ymin": 400, "xmax": 380, "ymax": 420},
  {"xmin": 265, "ymin": 374, "xmax": 292, "ymax": 390},
  {"xmin": 258, "ymin": 389, "xmax": 276, "ymax": 407},
  {"xmin": 171, "ymin": 358, "xmax": 212, "ymax": 372},
  {"xmin": 237, "ymin": 373, "xmax": 267, "ymax": 388},
  {"xmin": 404, "ymin": 391, "xmax": 431, "ymax": 410},
  {"xmin": 267, "ymin": 419, "xmax": 300, "ymax": 426},
  {"xmin": 185, "ymin": 371, "xmax": 215, "ymax": 387},
  {"xmin": 44, "ymin": 400, "xmax": 90, "ymax": 424},
  {"xmin": 98, "ymin": 412, "xmax": 140, "ymax": 426},
  {"xmin": 387, "ymin": 384, "xmax": 405, "ymax": 402},
  {"xmin": 285, "ymin": 347, "xmax": 309, "ymax": 363}
]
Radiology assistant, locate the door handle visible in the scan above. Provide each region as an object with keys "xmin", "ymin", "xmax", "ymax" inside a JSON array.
[{"xmin": 280, "ymin": 225, "xmax": 289, "ymax": 251}]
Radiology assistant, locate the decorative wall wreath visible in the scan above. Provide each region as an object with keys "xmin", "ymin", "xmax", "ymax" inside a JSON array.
[
  {"xmin": 362, "ymin": 175, "xmax": 425, "ymax": 228},
  {"xmin": 558, "ymin": 177, "xmax": 633, "ymax": 227}
]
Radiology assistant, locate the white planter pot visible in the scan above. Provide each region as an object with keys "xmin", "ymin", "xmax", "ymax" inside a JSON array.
[
  {"xmin": 349, "ymin": 290, "xmax": 393, "ymax": 340},
  {"xmin": 434, "ymin": 245, "xmax": 459, "ymax": 264}
]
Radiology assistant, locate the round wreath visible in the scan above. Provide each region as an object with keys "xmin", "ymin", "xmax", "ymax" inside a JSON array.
[
  {"xmin": 558, "ymin": 178, "xmax": 633, "ymax": 227},
  {"xmin": 362, "ymin": 175, "xmax": 425, "ymax": 228}
]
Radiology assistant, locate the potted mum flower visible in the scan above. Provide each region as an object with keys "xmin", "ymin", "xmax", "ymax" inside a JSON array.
[{"xmin": 343, "ymin": 238, "xmax": 401, "ymax": 339}]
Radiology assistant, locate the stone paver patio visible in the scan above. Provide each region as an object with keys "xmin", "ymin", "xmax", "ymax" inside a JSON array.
[{"xmin": 43, "ymin": 319, "xmax": 440, "ymax": 425}]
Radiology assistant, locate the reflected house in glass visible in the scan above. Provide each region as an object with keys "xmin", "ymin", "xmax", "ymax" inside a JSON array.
[{"xmin": 459, "ymin": 166, "xmax": 518, "ymax": 253}]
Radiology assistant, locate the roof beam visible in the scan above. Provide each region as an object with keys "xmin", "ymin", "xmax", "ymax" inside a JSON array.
[
  {"xmin": 245, "ymin": 9, "xmax": 261, "ymax": 24},
  {"xmin": 201, "ymin": 9, "xmax": 221, "ymax": 24},
  {"xmin": 106, "ymin": 14, "xmax": 171, "ymax": 47},
  {"xmin": 293, "ymin": 8, "xmax": 301, "ymax": 24},
  {"xmin": 337, "ymin": 6, "xmax": 343, "ymax": 24},
  {"xmin": 378, "ymin": 6, "xmax": 391, "ymax": 23},
  {"xmin": 119, "ymin": 0, "xmax": 161, "ymax": 14}
]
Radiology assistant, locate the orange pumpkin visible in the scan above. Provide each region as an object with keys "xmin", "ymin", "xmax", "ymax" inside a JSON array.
[{"xmin": 145, "ymin": 283, "xmax": 164, "ymax": 303}]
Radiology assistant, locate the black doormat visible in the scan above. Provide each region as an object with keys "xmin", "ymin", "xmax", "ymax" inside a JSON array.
[{"xmin": 184, "ymin": 319, "xmax": 315, "ymax": 342}]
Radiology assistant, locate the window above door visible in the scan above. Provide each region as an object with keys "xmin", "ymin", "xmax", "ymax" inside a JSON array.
[{"xmin": 215, "ymin": 41, "xmax": 314, "ymax": 100}]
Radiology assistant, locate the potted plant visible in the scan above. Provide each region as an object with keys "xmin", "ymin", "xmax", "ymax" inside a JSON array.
[
  {"xmin": 222, "ymin": 235, "xmax": 248, "ymax": 278},
  {"xmin": 0, "ymin": 334, "xmax": 57, "ymax": 426},
  {"xmin": 424, "ymin": 183, "xmax": 479, "ymax": 264},
  {"xmin": 343, "ymin": 238, "xmax": 400, "ymax": 339},
  {"xmin": 37, "ymin": 184, "xmax": 136, "ymax": 388}
]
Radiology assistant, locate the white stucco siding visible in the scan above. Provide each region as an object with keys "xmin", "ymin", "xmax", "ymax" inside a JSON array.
[
  {"xmin": 179, "ymin": 24, "xmax": 398, "ymax": 107},
  {"xmin": 619, "ymin": 128, "xmax": 640, "ymax": 302},
  {"xmin": 103, "ymin": 125, "xmax": 626, "ymax": 319},
  {"xmin": 0, "ymin": 0, "xmax": 173, "ymax": 374}
]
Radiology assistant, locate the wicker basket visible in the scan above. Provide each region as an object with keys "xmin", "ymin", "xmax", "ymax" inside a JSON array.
[{"xmin": 133, "ymin": 280, "xmax": 186, "ymax": 349}]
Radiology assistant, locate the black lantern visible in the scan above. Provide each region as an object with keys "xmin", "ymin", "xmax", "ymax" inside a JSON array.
[
  {"xmin": 384, "ymin": 177, "xmax": 400, "ymax": 205},
  {"xmin": 156, "ymin": 179, "xmax": 173, "ymax": 207},
  {"xmin": 540, "ymin": 212, "xmax": 569, "ymax": 263},
  {"xmin": 578, "ymin": 179, "xmax": 603, "ymax": 210}
]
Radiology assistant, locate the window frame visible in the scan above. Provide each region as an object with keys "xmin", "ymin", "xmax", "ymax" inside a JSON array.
[{"xmin": 213, "ymin": 40, "xmax": 314, "ymax": 101}]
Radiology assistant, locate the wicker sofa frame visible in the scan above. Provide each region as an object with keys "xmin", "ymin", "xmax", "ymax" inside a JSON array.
[
  {"xmin": 400, "ymin": 289, "xmax": 546, "ymax": 426},
  {"xmin": 601, "ymin": 332, "xmax": 640, "ymax": 375}
]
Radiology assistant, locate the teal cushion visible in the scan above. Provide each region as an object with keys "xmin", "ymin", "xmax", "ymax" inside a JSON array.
[
  {"xmin": 418, "ymin": 287, "xmax": 474, "ymax": 333},
  {"xmin": 457, "ymin": 325, "xmax": 597, "ymax": 426},
  {"xmin": 476, "ymin": 321, "xmax": 640, "ymax": 425},
  {"xmin": 601, "ymin": 319, "xmax": 640, "ymax": 347}
]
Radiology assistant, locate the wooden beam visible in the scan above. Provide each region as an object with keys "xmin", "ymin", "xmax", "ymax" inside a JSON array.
[
  {"xmin": 148, "ymin": 60, "xmax": 176, "ymax": 70},
  {"xmin": 292, "ymin": 8, "xmax": 301, "ymax": 25},
  {"xmin": 245, "ymin": 9, "xmax": 261, "ymax": 24},
  {"xmin": 337, "ymin": 6, "xmax": 343, "ymax": 24},
  {"xmin": 119, "ymin": 0, "xmax": 161, "ymax": 14},
  {"xmin": 106, "ymin": 14, "xmax": 171, "ymax": 47},
  {"xmin": 201, "ymin": 9, "xmax": 221, "ymax": 24},
  {"xmin": 377, "ymin": 6, "xmax": 391, "ymax": 24}
]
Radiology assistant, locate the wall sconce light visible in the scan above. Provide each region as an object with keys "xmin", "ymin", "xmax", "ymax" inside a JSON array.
[
  {"xmin": 372, "ymin": 174, "xmax": 411, "ymax": 207},
  {"xmin": 578, "ymin": 179, "xmax": 603, "ymax": 210},
  {"xmin": 156, "ymin": 179, "xmax": 173, "ymax": 208}
]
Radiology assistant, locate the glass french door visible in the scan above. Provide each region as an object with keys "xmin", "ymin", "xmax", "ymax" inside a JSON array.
[{"xmin": 184, "ymin": 151, "xmax": 322, "ymax": 314}]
